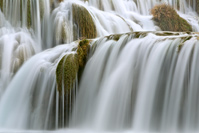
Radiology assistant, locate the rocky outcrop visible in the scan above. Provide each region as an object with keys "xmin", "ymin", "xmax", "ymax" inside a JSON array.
[
  {"xmin": 0, "ymin": 0, "xmax": 3, "ymax": 11},
  {"xmin": 151, "ymin": 4, "xmax": 192, "ymax": 32},
  {"xmin": 55, "ymin": 39, "xmax": 90, "ymax": 126},
  {"xmin": 56, "ymin": 54, "xmax": 79, "ymax": 94},
  {"xmin": 72, "ymin": 4, "xmax": 97, "ymax": 40},
  {"xmin": 56, "ymin": 39, "xmax": 90, "ymax": 94},
  {"xmin": 53, "ymin": 2, "xmax": 97, "ymax": 44}
]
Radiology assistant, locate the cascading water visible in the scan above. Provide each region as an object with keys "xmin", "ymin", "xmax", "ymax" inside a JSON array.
[
  {"xmin": 0, "ymin": 0, "xmax": 51, "ymax": 48},
  {"xmin": 0, "ymin": 11, "xmax": 38, "ymax": 97},
  {"xmin": 0, "ymin": 42, "xmax": 77, "ymax": 130},
  {"xmin": 0, "ymin": 29, "xmax": 36, "ymax": 97},
  {"xmin": 71, "ymin": 32, "xmax": 199, "ymax": 132},
  {"xmin": 0, "ymin": 0, "xmax": 199, "ymax": 132}
]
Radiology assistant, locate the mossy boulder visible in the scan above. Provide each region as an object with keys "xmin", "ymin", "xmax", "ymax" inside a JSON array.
[
  {"xmin": 27, "ymin": 0, "xmax": 32, "ymax": 28},
  {"xmin": 72, "ymin": 4, "xmax": 97, "ymax": 40},
  {"xmin": 55, "ymin": 39, "xmax": 90, "ymax": 127},
  {"xmin": 54, "ymin": 3, "xmax": 96, "ymax": 44},
  {"xmin": 56, "ymin": 54, "xmax": 79, "ymax": 94},
  {"xmin": 56, "ymin": 39, "xmax": 90, "ymax": 94},
  {"xmin": 77, "ymin": 39, "xmax": 90, "ymax": 67},
  {"xmin": 0, "ymin": 0, "xmax": 3, "ymax": 11},
  {"xmin": 151, "ymin": 4, "xmax": 192, "ymax": 32}
]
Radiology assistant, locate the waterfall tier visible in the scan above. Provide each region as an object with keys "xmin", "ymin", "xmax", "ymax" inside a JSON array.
[{"xmin": 0, "ymin": 0, "xmax": 199, "ymax": 132}]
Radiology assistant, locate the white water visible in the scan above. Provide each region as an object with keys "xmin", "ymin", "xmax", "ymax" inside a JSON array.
[
  {"xmin": 0, "ymin": 11, "xmax": 38, "ymax": 96},
  {"xmin": 0, "ymin": 42, "xmax": 77, "ymax": 129},
  {"xmin": 71, "ymin": 33, "xmax": 199, "ymax": 132},
  {"xmin": 0, "ymin": 0, "xmax": 199, "ymax": 132}
]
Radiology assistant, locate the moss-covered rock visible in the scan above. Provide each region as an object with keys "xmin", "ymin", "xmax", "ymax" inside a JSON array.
[
  {"xmin": 56, "ymin": 39, "xmax": 90, "ymax": 94},
  {"xmin": 177, "ymin": 36, "xmax": 192, "ymax": 52},
  {"xmin": 77, "ymin": 39, "xmax": 90, "ymax": 67},
  {"xmin": 72, "ymin": 4, "xmax": 97, "ymax": 40},
  {"xmin": 56, "ymin": 54, "xmax": 79, "ymax": 94},
  {"xmin": 151, "ymin": 4, "xmax": 192, "ymax": 32},
  {"xmin": 27, "ymin": 0, "xmax": 32, "ymax": 28},
  {"xmin": 107, "ymin": 34, "xmax": 122, "ymax": 41},
  {"xmin": 54, "ymin": 3, "xmax": 96, "ymax": 44},
  {"xmin": 55, "ymin": 39, "xmax": 90, "ymax": 127},
  {"xmin": 0, "ymin": 0, "xmax": 3, "ymax": 11}
]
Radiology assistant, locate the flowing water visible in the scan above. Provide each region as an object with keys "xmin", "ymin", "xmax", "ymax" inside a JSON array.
[{"xmin": 0, "ymin": 0, "xmax": 199, "ymax": 132}]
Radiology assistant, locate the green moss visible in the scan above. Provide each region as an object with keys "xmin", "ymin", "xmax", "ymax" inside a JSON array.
[
  {"xmin": 177, "ymin": 36, "xmax": 192, "ymax": 52},
  {"xmin": 106, "ymin": 32, "xmax": 147, "ymax": 41},
  {"xmin": 56, "ymin": 39, "xmax": 90, "ymax": 94},
  {"xmin": 56, "ymin": 54, "xmax": 79, "ymax": 94},
  {"xmin": 20, "ymin": 0, "xmax": 22, "ymax": 21},
  {"xmin": 72, "ymin": 4, "xmax": 97, "ymax": 40},
  {"xmin": 155, "ymin": 31, "xmax": 188, "ymax": 37},
  {"xmin": 77, "ymin": 39, "xmax": 90, "ymax": 67},
  {"xmin": 151, "ymin": 4, "xmax": 192, "ymax": 32},
  {"xmin": 178, "ymin": 43, "xmax": 183, "ymax": 52},
  {"xmin": 133, "ymin": 32, "xmax": 148, "ymax": 38},
  {"xmin": 0, "ymin": 0, "xmax": 3, "ymax": 11},
  {"xmin": 56, "ymin": 53, "xmax": 79, "ymax": 127},
  {"xmin": 27, "ymin": 0, "xmax": 32, "ymax": 28},
  {"xmin": 107, "ymin": 34, "xmax": 122, "ymax": 41}
]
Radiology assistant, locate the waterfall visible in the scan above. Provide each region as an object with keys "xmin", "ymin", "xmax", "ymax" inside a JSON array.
[
  {"xmin": 0, "ymin": 0, "xmax": 51, "ymax": 48},
  {"xmin": 0, "ymin": 0, "xmax": 199, "ymax": 132},
  {"xmin": 87, "ymin": 0, "xmax": 198, "ymax": 15},
  {"xmin": 0, "ymin": 42, "xmax": 78, "ymax": 129},
  {"xmin": 0, "ymin": 11, "xmax": 38, "ymax": 96},
  {"xmin": 0, "ymin": 29, "xmax": 36, "ymax": 97},
  {"xmin": 71, "ymin": 32, "xmax": 199, "ymax": 132}
]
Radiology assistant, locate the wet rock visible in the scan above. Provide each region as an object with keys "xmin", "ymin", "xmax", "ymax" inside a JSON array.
[{"xmin": 151, "ymin": 4, "xmax": 192, "ymax": 32}]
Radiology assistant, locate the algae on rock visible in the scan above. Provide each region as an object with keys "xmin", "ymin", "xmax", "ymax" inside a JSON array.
[
  {"xmin": 55, "ymin": 39, "xmax": 91, "ymax": 127},
  {"xmin": 77, "ymin": 39, "xmax": 90, "ymax": 67},
  {"xmin": 151, "ymin": 4, "xmax": 192, "ymax": 32},
  {"xmin": 72, "ymin": 4, "xmax": 97, "ymax": 40},
  {"xmin": 56, "ymin": 54, "xmax": 79, "ymax": 94},
  {"xmin": 53, "ymin": 3, "xmax": 97, "ymax": 45},
  {"xmin": 56, "ymin": 39, "xmax": 90, "ymax": 94},
  {"xmin": 27, "ymin": 0, "xmax": 32, "ymax": 28},
  {"xmin": 0, "ymin": 0, "xmax": 3, "ymax": 11}
]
